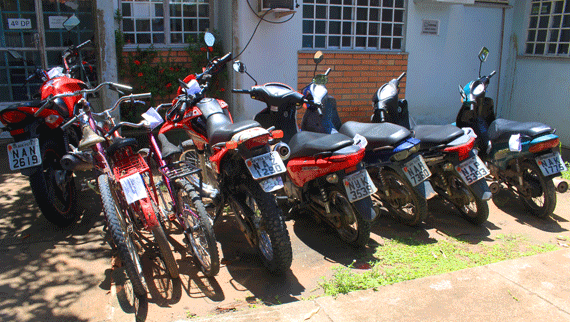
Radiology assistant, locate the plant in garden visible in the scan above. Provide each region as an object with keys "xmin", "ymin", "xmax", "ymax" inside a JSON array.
[{"xmin": 319, "ymin": 235, "xmax": 558, "ymax": 297}]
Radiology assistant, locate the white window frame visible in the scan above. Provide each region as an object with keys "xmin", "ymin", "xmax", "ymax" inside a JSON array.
[
  {"xmin": 524, "ymin": 0, "xmax": 570, "ymax": 57},
  {"xmin": 120, "ymin": 0, "xmax": 210, "ymax": 48},
  {"xmin": 301, "ymin": 0, "xmax": 406, "ymax": 51}
]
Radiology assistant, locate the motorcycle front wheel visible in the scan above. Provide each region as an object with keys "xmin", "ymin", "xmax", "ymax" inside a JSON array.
[
  {"xmin": 518, "ymin": 160, "xmax": 556, "ymax": 218},
  {"xmin": 29, "ymin": 139, "xmax": 77, "ymax": 227},
  {"xmin": 373, "ymin": 168, "xmax": 428, "ymax": 226},
  {"xmin": 231, "ymin": 178, "xmax": 292, "ymax": 275},
  {"xmin": 98, "ymin": 174, "xmax": 147, "ymax": 297},
  {"xmin": 328, "ymin": 188, "xmax": 371, "ymax": 248}
]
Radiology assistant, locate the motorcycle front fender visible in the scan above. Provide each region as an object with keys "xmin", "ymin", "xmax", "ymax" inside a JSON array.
[{"xmin": 352, "ymin": 195, "xmax": 377, "ymax": 222}]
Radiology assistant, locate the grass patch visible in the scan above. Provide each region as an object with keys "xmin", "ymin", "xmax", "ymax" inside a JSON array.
[{"xmin": 319, "ymin": 234, "xmax": 558, "ymax": 297}]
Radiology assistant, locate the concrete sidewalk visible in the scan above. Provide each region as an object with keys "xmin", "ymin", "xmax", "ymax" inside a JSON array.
[{"xmin": 184, "ymin": 248, "xmax": 570, "ymax": 322}]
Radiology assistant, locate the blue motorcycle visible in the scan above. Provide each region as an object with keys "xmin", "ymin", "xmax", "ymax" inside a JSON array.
[
  {"xmin": 455, "ymin": 47, "xmax": 567, "ymax": 218},
  {"xmin": 300, "ymin": 52, "xmax": 432, "ymax": 227}
]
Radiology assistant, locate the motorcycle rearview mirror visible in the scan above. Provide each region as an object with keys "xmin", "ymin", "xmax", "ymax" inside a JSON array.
[
  {"xmin": 233, "ymin": 61, "xmax": 258, "ymax": 85},
  {"xmin": 313, "ymin": 50, "xmax": 324, "ymax": 77},
  {"xmin": 477, "ymin": 46, "xmax": 489, "ymax": 77},
  {"xmin": 63, "ymin": 14, "xmax": 81, "ymax": 31},
  {"xmin": 313, "ymin": 74, "xmax": 328, "ymax": 85},
  {"xmin": 8, "ymin": 50, "xmax": 23, "ymax": 61},
  {"xmin": 204, "ymin": 32, "xmax": 215, "ymax": 47}
]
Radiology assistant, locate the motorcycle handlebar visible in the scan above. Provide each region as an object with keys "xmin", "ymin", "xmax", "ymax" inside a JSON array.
[
  {"xmin": 489, "ymin": 70, "xmax": 496, "ymax": 78},
  {"xmin": 76, "ymin": 39, "xmax": 92, "ymax": 51},
  {"xmin": 397, "ymin": 72, "xmax": 406, "ymax": 82},
  {"xmin": 232, "ymin": 89, "xmax": 251, "ymax": 94},
  {"xmin": 198, "ymin": 52, "xmax": 232, "ymax": 80}
]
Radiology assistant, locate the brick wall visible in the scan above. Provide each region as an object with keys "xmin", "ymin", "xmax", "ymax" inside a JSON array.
[{"xmin": 297, "ymin": 52, "xmax": 408, "ymax": 124}]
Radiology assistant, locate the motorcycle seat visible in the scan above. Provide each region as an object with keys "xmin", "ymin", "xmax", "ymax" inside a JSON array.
[
  {"xmin": 107, "ymin": 137, "xmax": 138, "ymax": 157},
  {"xmin": 289, "ymin": 131, "xmax": 354, "ymax": 159},
  {"xmin": 158, "ymin": 133, "xmax": 183, "ymax": 160},
  {"xmin": 208, "ymin": 115, "xmax": 261, "ymax": 146},
  {"xmin": 411, "ymin": 124, "xmax": 465, "ymax": 149},
  {"xmin": 488, "ymin": 118, "xmax": 553, "ymax": 142},
  {"xmin": 339, "ymin": 121, "xmax": 411, "ymax": 151}
]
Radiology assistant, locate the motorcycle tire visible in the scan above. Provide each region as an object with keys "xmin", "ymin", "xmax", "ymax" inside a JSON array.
[
  {"xmin": 29, "ymin": 139, "xmax": 78, "ymax": 227},
  {"xmin": 519, "ymin": 160, "xmax": 556, "ymax": 218},
  {"xmin": 444, "ymin": 174, "xmax": 489, "ymax": 225},
  {"xmin": 329, "ymin": 188, "xmax": 371, "ymax": 248},
  {"xmin": 233, "ymin": 178, "xmax": 292, "ymax": 275},
  {"xmin": 374, "ymin": 168, "xmax": 428, "ymax": 226},
  {"xmin": 98, "ymin": 174, "xmax": 147, "ymax": 297},
  {"xmin": 176, "ymin": 178, "xmax": 220, "ymax": 277},
  {"xmin": 151, "ymin": 222, "xmax": 179, "ymax": 279}
]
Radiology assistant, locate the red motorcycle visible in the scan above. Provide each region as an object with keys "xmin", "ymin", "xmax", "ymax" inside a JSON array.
[
  {"xmin": 0, "ymin": 40, "xmax": 93, "ymax": 227},
  {"xmin": 158, "ymin": 53, "xmax": 293, "ymax": 274},
  {"xmin": 232, "ymin": 61, "xmax": 377, "ymax": 248}
]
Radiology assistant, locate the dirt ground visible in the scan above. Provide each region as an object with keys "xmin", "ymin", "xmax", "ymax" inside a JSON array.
[{"xmin": 0, "ymin": 139, "xmax": 569, "ymax": 322}]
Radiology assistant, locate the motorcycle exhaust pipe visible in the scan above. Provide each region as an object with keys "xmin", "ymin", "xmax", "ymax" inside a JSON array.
[
  {"xmin": 274, "ymin": 142, "xmax": 290, "ymax": 160},
  {"xmin": 61, "ymin": 153, "xmax": 93, "ymax": 171},
  {"xmin": 489, "ymin": 181, "xmax": 501, "ymax": 195},
  {"xmin": 553, "ymin": 178, "xmax": 568, "ymax": 194}
]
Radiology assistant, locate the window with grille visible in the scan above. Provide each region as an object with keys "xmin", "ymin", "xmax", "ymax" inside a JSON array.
[
  {"xmin": 302, "ymin": 0, "xmax": 406, "ymax": 51},
  {"xmin": 121, "ymin": 0, "xmax": 209, "ymax": 46},
  {"xmin": 525, "ymin": 0, "xmax": 570, "ymax": 56}
]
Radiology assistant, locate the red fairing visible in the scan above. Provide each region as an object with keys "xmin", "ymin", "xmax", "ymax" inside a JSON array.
[
  {"xmin": 40, "ymin": 76, "xmax": 84, "ymax": 116},
  {"xmin": 209, "ymin": 147, "xmax": 228, "ymax": 174},
  {"xmin": 287, "ymin": 148, "xmax": 365, "ymax": 187}
]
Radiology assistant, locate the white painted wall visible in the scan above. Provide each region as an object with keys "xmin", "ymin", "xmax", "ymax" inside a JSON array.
[
  {"xmin": 501, "ymin": 2, "xmax": 570, "ymax": 147},
  {"xmin": 405, "ymin": 2, "xmax": 509, "ymax": 126}
]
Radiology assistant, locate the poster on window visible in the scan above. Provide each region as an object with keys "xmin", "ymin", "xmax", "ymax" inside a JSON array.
[{"xmin": 49, "ymin": 16, "xmax": 68, "ymax": 29}]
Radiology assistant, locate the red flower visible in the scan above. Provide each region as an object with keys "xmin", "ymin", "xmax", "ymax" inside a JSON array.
[
  {"xmin": 208, "ymin": 46, "xmax": 213, "ymax": 52},
  {"xmin": 134, "ymin": 60, "xmax": 141, "ymax": 65},
  {"xmin": 159, "ymin": 69, "xmax": 164, "ymax": 74},
  {"xmin": 166, "ymin": 83, "xmax": 172, "ymax": 88},
  {"xmin": 175, "ymin": 67, "xmax": 179, "ymax": 72},
  {"xmin": 220, "ymin": 88, "xmax": 225, "ymax": 92},
  {"xmin": 200, "ymin": 47, "xmax": 207, "ymax": 52},
  {"xmin": 137, "ymin": 72, "xmax": 143, "ymax": 77},
  {"xmin": 169, "ymin": 67, "xmax": 174, "ymax": 71}
]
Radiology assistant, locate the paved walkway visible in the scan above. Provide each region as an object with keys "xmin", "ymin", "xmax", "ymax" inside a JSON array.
[{"xmin": 184, "ymin": 248, "xmax": 570, "ymax": 322}]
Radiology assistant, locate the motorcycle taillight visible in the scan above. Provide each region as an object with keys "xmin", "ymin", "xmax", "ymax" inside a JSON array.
[
  {"xmin": 1, "ymin": 110, "xmax": 27, "ymax": 124},
  {"xmin": 529, "ymin": 138, "xmax": 559, "ymax": 153},
  {"xmin": 444, "ymin": 137, "xmax": 475, "ymax": 161},
  {"xmin": 244, "ymin": 134, "xmax": 269, "ymax": 150}
]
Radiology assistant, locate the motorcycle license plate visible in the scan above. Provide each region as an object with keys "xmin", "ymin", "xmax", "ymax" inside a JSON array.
[
  {"xmin": 536, "ymin": 152, "xmax": 567, "ymax": 176},
  {"xmin": 246, "ymin": 151, "xmax": 286, "ymax": 180},
  {"xmin": 259, "ymin": 175, "xmax": 284, "ymax": 193},
  {"xmin": 403, "ymin": 155, "xmax": 432, "ymax": 187},
  {"xmin": 457, "ymin": 155, "xmax": 490, "ymax": 185},
  {"xmin": 343, "ymin": 169, "xmax": 377, "ymax": 203},
  {"xmin": 7, "ymin": 138, "xmax": 42, "ymax": 171}
]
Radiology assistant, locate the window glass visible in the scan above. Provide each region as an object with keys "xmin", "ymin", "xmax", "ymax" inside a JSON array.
[{"xmin": 525, "ymin": 0, "xmax": 570, "ymax": 56}]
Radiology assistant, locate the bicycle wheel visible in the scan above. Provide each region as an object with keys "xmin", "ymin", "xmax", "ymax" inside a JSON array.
[
  {"xmin": 177, "ymin": 178, "xmax": 220, "ymax": 277},
  {"xmin": 98, "ymin": 174, "xmax": 147, "ymax": 297}
]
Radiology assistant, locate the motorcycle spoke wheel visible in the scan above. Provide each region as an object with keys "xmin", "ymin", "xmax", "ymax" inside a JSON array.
[
  {"xmin": 233, "ymin": 179, "xmax": 292, "ymax": 275},
  {"xmin": 518, "ymin": 161, "xmax": 556, "ymax": 218},
  {"xmin": 329, "ymin": 189, "xmax": 371, "ymax": 248},
  {"xmin": 177, "ymin": 179, "xmax": 220, "ymax": 277},
  {"xmin": 377, "ymin": 170, "xmax": 427, "ymax": 226},
  {"xmin": 446, "ymin": 175, "xmax": 489, "ymax": 225}
]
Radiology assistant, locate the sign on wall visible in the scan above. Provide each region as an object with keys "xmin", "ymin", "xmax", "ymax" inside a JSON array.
[
  {"xmin": 48, "ymin": 16, "xmax": 68, "ymax": 29},
  {"xmin": 421, "ymin": 19, "xmax": 439, "ymax": 35},
  {"xmin": 7, "ymin": 18, "xmax": 32, "ymax": 30}
]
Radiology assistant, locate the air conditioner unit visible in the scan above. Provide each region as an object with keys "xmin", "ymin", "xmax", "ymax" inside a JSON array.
[{"xmin": 260, "ymin": 0, "xmax": 295, "ymax": 11}]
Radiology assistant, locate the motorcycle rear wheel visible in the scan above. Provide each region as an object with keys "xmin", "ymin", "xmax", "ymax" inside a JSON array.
[
  {"xmin": 176, "ymin": 178, "xmax": 220, "ymax": 277},
  {"xmin": 518, "ymin": 160, "xmax": 556, "ymax": 218},
  {"xmin": 374, "ymin": 169, "xmax": 428, "ymax": 226},
  {"xmin": 232, "ymin": 178, "xmax": 292, "ymax": 275},
  {"xmin": 329, "ymin": 189, "xmax": 371, "ymax": 248},
  {"xmin": 29, "ymin": 139, "xmax": 77, "ymax": 227},
  {"xmin": 98, "ymin": 174, "xmax": 147, "ymax": 297},
  {"xmin": 444, "ymin": 174, "xmax": 489, "ymax": 225}
]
